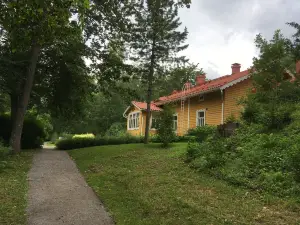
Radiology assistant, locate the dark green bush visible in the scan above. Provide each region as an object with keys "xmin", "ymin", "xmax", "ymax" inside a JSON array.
[
  {"xmin": 186, "ymin": 123, "xmax": 300, "ymax": 197},
  {"xmin": 0, "ymin": 114, "xmax": 46, "ymax": 149},
  {"xmin": 187, "ymin": 125, "xmax": 218, "ymax": 142},
  {"xmin": 56, "ymin": 134, "xmax": 144, "ymax": 150},
  {"xmin": 150, "ymin": 134, "xmax": 196, "ymax": 143},
  {"xmin": 157, "ymin": 106, "xmax": 176, "ymax": 147},
  {"xmin": 105, "ymin": 122, "xmax": 126, "ymax": 137}
]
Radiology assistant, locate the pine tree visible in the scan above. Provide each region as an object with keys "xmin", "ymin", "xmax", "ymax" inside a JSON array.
[{"xmin": 130, "ymin": 0, "xmax": 190, "ymax": 143}]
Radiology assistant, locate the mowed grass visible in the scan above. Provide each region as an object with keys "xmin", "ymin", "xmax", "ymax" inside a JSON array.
[
  {"xmin": 0, "ymin": 149, "xmax": 34, "ymax": 225},
  {"xmin": 69, "ymin": 143, "xmax": 300, "ymax": 225}
]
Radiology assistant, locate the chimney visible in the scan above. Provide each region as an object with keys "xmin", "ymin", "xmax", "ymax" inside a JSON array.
[
  {"xmin": 195, "ymin": 73, "xmax": 206, "ymax": 86},
  {"xmin": 184, "ymin": 82, "xmax": 192, "ymax": 89},
  {"xmin": 296, "ymin": 60, "xmax": 300, "ymax": 74},
  {"xmin": 231, "ymin": 63, "xmax": 241, "ymax": 74}
]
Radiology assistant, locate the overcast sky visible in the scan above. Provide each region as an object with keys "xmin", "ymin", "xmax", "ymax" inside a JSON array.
[{"xmin": 179, "ymin": 0, "xmax": 300, "ymax": 79}]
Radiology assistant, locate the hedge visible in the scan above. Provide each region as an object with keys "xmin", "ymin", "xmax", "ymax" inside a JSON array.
[
  {"xmin": 0, "ymin": 114, "xmax": 46, "ymax": 149},
  {"xmin": 56, "ymin": 136, "xmax": 144, "ymax": 150},
  {"xmin": 56, "ymin": 134, "xmax": 196, "ymax": 150},
  {"xmin": 150, "ymin": 134, "xmax": 196, "ymax": 143}
]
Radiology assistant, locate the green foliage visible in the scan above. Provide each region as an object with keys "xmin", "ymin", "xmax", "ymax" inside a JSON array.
[
  {"xmin": 157, "ymin": 107, "xmax": 176, "ymax": 147},
  {"xmin": 26, "ymin": 107, "xmax": 53, "ymax": 140},
  {"xmin": 187, "ymin": 125, "xmax": 218, "ymax": 142},
  {"xmin": 187, "ymin": 27, "xmax": 300, "ymax": 198},
  {"xmin": 72, "ymin": 133, "xmax": 95, "ymax": 139},
  {"xmin": 225, "ymin": 114, "xmax": 237, "ymax": 123},
  {"xmin": 187, "ymin": 123, "xmax": 300, "ymax": 196},
  {"xmin": 150, "ymin": 134, "xmax": 196, "ymax": 143},
  {"xmin": 0, "ymin": 114, "xmax": 46, "ymax": 149},
  {"xmin": 130, "ymin": 0, "xmax": 190, "ymax": 142},
  {"xmin": 105, "ymin": 122, "xmax": 126, "ymax": 137},
  {"xmin": 56, "ymin": 134, "xmax": 144, "ymax": 150}
]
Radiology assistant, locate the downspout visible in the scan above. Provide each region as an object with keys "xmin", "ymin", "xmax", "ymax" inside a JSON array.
[
  {"xmin": 221, "ymin": 89, "xmax": 224, "ymax": 124},
  {"xmin": 141, "ymin": 111, "xmax": 143, "ymax": 136},
  {"xmin": 187, "ymin": 98, "xmax": 190, "ymax": 130}
]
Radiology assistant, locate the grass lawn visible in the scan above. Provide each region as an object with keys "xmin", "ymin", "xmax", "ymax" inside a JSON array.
[
  {"xmin": 69, "ymin": 143, "xmax": 300, "ymax": 225},
  {"xmin": 0, "ymin": 149, "xmax": 34, "ymax": 225}
]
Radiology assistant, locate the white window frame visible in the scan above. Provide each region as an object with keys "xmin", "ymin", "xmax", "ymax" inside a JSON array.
[
  {"xmin": 173, "ymin": 113, "xmax": 178, "ymax": 131},
  {"xmin": 196, "ymin": 109, "xmax": 206, "ymax": 127},
  {"xmin": 128, "ymin": 112, "xmax": 140, "ymax": 130}
]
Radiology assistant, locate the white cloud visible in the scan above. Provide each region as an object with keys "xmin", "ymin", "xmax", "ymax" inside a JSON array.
[{"xmin": 178, "ymin": 0, "xmax": 300, "ymax": 78}]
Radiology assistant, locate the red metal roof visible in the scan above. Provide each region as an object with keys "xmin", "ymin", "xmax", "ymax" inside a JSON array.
[
  {"xmin": 132, "ymin": 101, "xmax": 162, "ymax": 111},
  {"xmin": 155, "ymin": 69, "xmax": 251, "ymax": 105}
]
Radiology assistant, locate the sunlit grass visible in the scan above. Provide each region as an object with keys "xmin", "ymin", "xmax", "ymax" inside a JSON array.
[{"xmin": 70, "ymin": 143, "xmax": 300, "ymax": 225}]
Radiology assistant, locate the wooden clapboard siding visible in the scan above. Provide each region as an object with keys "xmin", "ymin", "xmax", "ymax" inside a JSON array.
[
  {"xmin": 170, "ymin": 91, "xmax": 222, "ymax": 136},
  {"xmin": 172, "ymin": 100, "xmax": 189, "ymax": 136},
  {"xmin": 223, "ymin": 78, "xmax": 253, "ymax": 121},
  {"xmin": 189, "ymin": 91, "xmax": 222, "ymax": 128},
  {"xmin": 126, "ymin": 77, "xmax": 253, "ymax": 137}
]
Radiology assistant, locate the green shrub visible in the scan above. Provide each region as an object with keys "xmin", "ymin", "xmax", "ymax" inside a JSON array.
[
  {"xmin": 0, "ymin": 114, "xmax": 46, "ymax": 149},
  {"xmin": 157, "ymin": 106, "xmax": 176, "ymax": 147},
  {"xmin": 187, "ymin": 125, "xmax": 218, "ymax": 142},
  {"xmin": 149, "ymin": 134, "xmax": 161, "ymax": 143},
  {"xmin": 105, "ymin": 122, "xmax": 126, "ymax": 137},
  {"xmin": 186, "ymin": 124, "xmax": 300, "ymax": 197},
  {"xmin": 73, "ymin": 133, "xmax": 95, "ymax": 139},
  {"xmin": 56, "ymin": 134, "xmax": 144, "ymax": 150}
]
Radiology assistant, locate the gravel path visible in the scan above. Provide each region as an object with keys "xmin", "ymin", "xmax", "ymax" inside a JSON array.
[{"xmin": 27, "ymin": 149, "xmax": 114, "ymax": 225}]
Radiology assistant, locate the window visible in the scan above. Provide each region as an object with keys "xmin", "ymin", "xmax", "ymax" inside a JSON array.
[
  {"xmin": 196, "ymin": 110, "xmax": 205, "ymax": 127},
  {"xmin": 151, "ymin": 117, "xmax": 159, "ymax": 129},
  {"xmin": 128, "ymin": 112, "xmax": 140, "ymax": 129},
  {"xmin": 173, "ymin": 114, "xmax": 178, "ymax": 131},
  {"xmin": 199, "ymin": 95, "xmax": 204, "ymax": 102}
]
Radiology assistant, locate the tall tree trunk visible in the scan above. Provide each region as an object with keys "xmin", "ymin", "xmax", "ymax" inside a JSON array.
[
  {"xmin": 144, "ymin": 42, "xmax": 156, "ymax": 144},
  {"xmin": 10, "ymin": 93, "xmax": 19, "ymax": 132},
  {"xmin": 10, "ymin": 43, "xmax": 41, "ymax": 153}
]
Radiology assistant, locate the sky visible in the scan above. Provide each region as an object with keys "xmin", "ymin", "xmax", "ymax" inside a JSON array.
[{"xmin": 178, "ymin": 0, "xmax": 300, "ymax": 79}]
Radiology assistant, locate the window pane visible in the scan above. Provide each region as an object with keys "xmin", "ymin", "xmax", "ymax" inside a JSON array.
[{"xmin": 199, "ymin": 111, "xmax": 204, "ymax": 117}]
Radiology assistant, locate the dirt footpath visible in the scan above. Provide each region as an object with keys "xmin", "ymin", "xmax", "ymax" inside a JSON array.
[{"xmin": 27, "ymin": 149, "xmax": 114, "ymax": 225}]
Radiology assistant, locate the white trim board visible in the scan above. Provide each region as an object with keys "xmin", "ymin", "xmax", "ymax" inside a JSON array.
[{"xmin": 220, "ymin": 75, "xmax": 250, "ymax": 90}]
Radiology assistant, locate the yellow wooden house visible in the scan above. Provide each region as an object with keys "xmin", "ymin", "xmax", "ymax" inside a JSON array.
[{"xmin": 123, "ymin": 62, "xmax": 299, "ymax": 136}]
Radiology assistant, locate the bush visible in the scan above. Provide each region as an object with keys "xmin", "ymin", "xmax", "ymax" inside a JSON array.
[
  {"xmin": 150, "ymin": 134, "xmax": 196, "ymax": 143},
  {"xmin": 73, "ymin": 133, "xmax": 95, "ymax": 139},
  {"xmin": 56, "ymin": 134, "xmax": 144, "ymax": 150},
  {"xmin": 187, "ymin": 125, "xmax": 218, "ymax": 142},
  {"xmin": 105, "ymin": 122, "xmax": 126, "ymax": 137},
  {"xmin": 157, "ymin": 106, "xmax": 176, "ymax": 147},
  {"xmin": 186, "ymin": 123, "xmax": 300, "ymax": 197},
  {"xmin": 0, "ymin": 114, "xmax": 46, "ymax": 149}
]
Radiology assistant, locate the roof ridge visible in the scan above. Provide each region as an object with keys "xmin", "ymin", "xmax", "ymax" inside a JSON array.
[{"xmin": 156, "ymin": 69, "xmax": 251, "ymax": 103}]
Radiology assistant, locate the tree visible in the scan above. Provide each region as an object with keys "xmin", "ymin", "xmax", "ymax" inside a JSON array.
[
  {"xmin": 157, "ymin": 106, "xmax": 175, "ymax": 147},
  {"xmin": 0, "ymin": 0, "xmax": 89, "ymax": 153},
  {"xmin": 154, "ymin": 64, "xmax": 204, "ymax": 97},
  {"xmin": 130, "ymin": 0, "xmax": 191, "ymax": 144},
  {"xmin": 242, "ymin": 30, "xmax": 300, "ymax": 129},
  {"xmin": 287, "ymin": 22, "xmax": 300, "ymax": 61}
]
